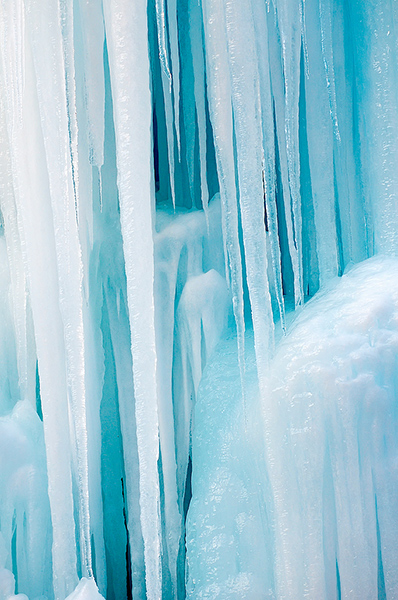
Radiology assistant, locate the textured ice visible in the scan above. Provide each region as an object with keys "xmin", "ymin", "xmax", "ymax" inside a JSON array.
[
  {"xmin": 64, "ymin": 579, "xmax": 105, "ymax": 600},
  {"xmin": 0, "ymin": 402, "xmax": 51, "ymax": 600},
  {"xmin": 187, "ymin": 256, "xmax": 398, "ymax": 599},
  {"xmin": 0, "ymin": 567, "xmax": 29, "ymax": 600},
  {"xmin": 1, "ymin": 0, "xmax": 398, "ymax": 598}
]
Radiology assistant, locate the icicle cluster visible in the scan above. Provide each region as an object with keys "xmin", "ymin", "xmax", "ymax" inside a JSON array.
[{"xmin": 0, "ymin": 0, "xmax": 398, "ymax": 599}]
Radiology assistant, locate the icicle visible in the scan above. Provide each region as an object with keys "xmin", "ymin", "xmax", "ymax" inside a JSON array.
[
  {"xmin": 318, "ymin": 0, "xmax": 340, "ymax": 141},
  {"xmin": 252, "ymin": 0, "xmax": 285, "ymax": 330},
  {"xmin": 155, "ymin": 0, "xmax": 172, "ymax": 81},
  {"xmin": 59, "ymin": 0, "xmax": 80, "ymax": 221},
  {"xmin": 189, "ymin": 0, "xmax": 209, "ymax": 215},
  {"xmin": 300, "ymin": 0, "xmax": 310, "ymax": 79},
  {"xmin": 201, "ymin": 0, "xmax": 246, "ymax": 410},
  {"xmin": 102, "ymin": 1, "xmax": 162, "ymax": 598},
  {"xmin": 105, "ymin": 287, "xmax": 146, "ymax": 599},
  {"xmin": 77, "ymin": 0, "xmax": 105, "ymax": 169},
  {"xmin": 358, "ymin": 0, "xmax": 398, "ymax": 255},
  {"xmin": 268, "ymin": 6, "xmax": 303, "ymax": 306},
  {"xmin": 154, "ymin": 0, "xmax": 177, "ymax": 207},
  {"xmin": 179, "ymin": 2, "xmax": 196, "ymax": 205},
  {"xmin": 331, "ymin": 0, "xmax": 366, "ymax": 268},
  {"xmin": 24, "ymin": 0, "xmax": 94, "ymax": 586},
  {"xmin": 162, "ymin": 70, "xmax": 177, "ymax": 208},
  {"xmin": 272, "ymin": 0, "xmax": 304, "ymax": 306},
  {"xmin": 0, "ymin": 0, "xmax": 25, "ymax": 125},
  {"xmin": 153, "ymin": 248, "xmax": 182, "ymax": 595},
  {"xmin": 168, "ymin": 0, "xmax": 181, "ymax": 156},
  {"xmin": 224, "ymin": 0, "xmax": 274, "ymax": 386},
  {"xmin": 0, "ymin": 59, "xmax": 35, "ymax": 406},
  {"xmin": 303, "ymin": 0, "xmax": 339, "ymax": 283},
  {"xmin": 0, "ymin": 6, "xmax": 79, "ymax": 594}
]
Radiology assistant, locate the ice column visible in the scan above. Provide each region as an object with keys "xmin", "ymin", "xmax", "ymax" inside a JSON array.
[{"xmin": 103, "ymin": 1, "xmax": 162, "ymax": 598}]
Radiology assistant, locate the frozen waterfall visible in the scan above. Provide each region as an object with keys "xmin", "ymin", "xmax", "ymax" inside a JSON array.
[{"xmin": 0, "ymin": 0, "xmax": 398, "ymax": 599}]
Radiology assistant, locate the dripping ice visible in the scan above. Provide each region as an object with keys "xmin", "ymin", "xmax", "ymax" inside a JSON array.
[{"xmin": 1, "ymin": 0, "xmax": 398, "ymax": 599}]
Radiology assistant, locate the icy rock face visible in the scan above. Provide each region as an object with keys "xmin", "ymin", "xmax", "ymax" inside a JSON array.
[{"xmin": 187, "ymin": 256, "xmax": 398, "ymax": 600}]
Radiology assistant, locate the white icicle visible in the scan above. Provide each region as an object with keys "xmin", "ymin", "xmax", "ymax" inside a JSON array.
[
  {"xmin": 24, "ymin": 0, "xmax": 93, "ymax": 583},
  {"xmin": 252, "ymin": 0, "xmax": 285, "ymax": 329},
  {"xmin": 273, "ymin": 0, "xmax": 304, "ymax": 306},
  {"xmin": 0, "ymin": 6, "xmax": 79, "ymax": 594},
  {"xmin": 201, "ymin": 0, "xmax": 246, "ymax": 402},
  {"xmin": 224, "ymin": 0, "xmax": 275, "ymax": 382},
  {"xmin": 162, "ymin": 69, "xmax": 177, "ymax": 208},
  {"xmin": 155, "ymin": 0, "xmax": 172, "ymax": 81},
  {"xmin": 102, "ymin": 1, "xmax": 162, "ymax": 598},
  {"xmin": 268, "ymin": 6, "xmax": 303, "ymax": 306},
  {"xmin": 0, "ymin": 59, "xmax": 35, "ymax": 407},
  {"xmin": 77, "ymin": 0, "xmax": 105, "ymax": 169},
  {"xmin": 59, "ymin": 0, "xmax": 80, "ymax": 220}
]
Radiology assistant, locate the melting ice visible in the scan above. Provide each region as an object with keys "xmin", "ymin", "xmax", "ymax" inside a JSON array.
[{"xmin": 1, "ymin": 0, "xmax": 398, "ymax": 599}]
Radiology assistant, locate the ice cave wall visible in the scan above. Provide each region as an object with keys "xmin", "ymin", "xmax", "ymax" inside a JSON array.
[{"xmin": 0, "ymin": 0, "xmax": 398, "ymax": 599}]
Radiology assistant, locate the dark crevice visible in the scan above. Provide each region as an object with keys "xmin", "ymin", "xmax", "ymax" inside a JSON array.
[
  {"xmin": 35, "ymin": 361, "xmax": 43, "ymax": 421},
  {"xmin": 376, "ymin": 496, "xmax": 386, "ymax": 599},
  {"xmin": 183, "ymin": 455, "xmax": 193, "ymax": 522},
  {"xmin": 12, "ymin": 512, "xmax": 18, "ymax": 593},
  {"xmin": 336, "ymin": 559, "xmax": 341, "ymax": 600},
  {"xmin": 121, "ymin": 478, "xmax": 133, "ymax": 600}
]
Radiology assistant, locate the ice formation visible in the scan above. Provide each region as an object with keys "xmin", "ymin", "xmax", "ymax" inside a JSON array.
[{"xmin": 0, "ymin": 0, "xmax": 398, "ymax": 599}]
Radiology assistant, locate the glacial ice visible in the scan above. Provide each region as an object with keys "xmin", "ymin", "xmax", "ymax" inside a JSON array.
[{"xmin": 1, "ymin": 0, "xmax": 398, "ymax": 598}]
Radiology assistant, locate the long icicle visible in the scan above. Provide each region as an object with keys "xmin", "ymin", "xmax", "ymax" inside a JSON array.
[
  {"xmin": 202, "ymin": 0, "xmax": 246, "ymax": 412},
  {"xmin": 102, "ymin": 1, "xmax": 162, "ymax": 598},
  {"xmin": 27, "ymin": 0, "xmax": 93, "ymax": 582},
  {"xmin": 189, "ymin": 0, "xmax": 209, "ymax": 215},
  {"xmin": 252, "ymin": 0, "xmax": 285, "ymax": 331},
  {"xmin": 273, "ymin": 0, "xmax": 304, "ymax": 306},
  {"xmin": 224, "ymin": 0, "xmax": 274, "ymax": 383},
  {"xmin": 0, "ymin": 3, "xmax": 80, "ymax": 594}
]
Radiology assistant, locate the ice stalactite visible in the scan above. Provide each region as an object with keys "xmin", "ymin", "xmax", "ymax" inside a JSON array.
[
  {"xmin": 102, "ymin": 2, "xmax": 162, "ymax": 600},
  {"xmin": 1, "ymin": 0, "xmax": 398, "ymax": 599}
]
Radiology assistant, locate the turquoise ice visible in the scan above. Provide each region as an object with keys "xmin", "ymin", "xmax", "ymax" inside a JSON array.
[{"xmin": 0, "ymin": 0, "xmax": 398, "ymax": 598}]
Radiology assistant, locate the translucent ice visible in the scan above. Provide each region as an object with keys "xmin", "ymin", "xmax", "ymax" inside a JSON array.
[
  {"xmin": 65, "ymin": 579, "xmax": 105, "ymax": 600},
  {"xmin": 1, "ymin": 0, "xmax": 398, "ymax": 598},
  {"xmin": 187, "ymin": 256, "xmax": 398, "ymax": 599}
]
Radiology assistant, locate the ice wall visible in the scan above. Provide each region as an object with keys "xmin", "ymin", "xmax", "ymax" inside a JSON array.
[{"xmin": 0, "ymin": 0, "xmax": 398, "ymax": 599}]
